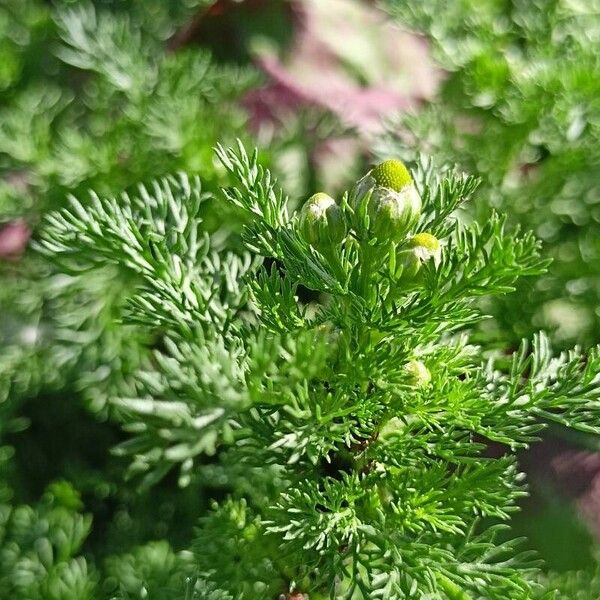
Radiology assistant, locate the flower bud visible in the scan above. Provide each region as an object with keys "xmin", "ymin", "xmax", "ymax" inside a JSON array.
[
  {"xmin": 393, "ymin": 248, "xmax": 421, "ymax": 281},
  {"xmin": 368, "ymin": 185, "xmax": 421, "ymax": 242},
  {"xmin": 299, "ymin": 192, "xmax": 346, "ymax": 250},
  {"xmin": 391, "ymin": 232, "xmax": 441, "ymax": 282},
  {"xmin": 351, "ymin": 159, "xmax": 421, "ymax": 243},
  {"xmin": 404, "ymin": 359, "xmax": 431, "ymax": 386},
  {"xmin": 408, "ymin": 232, "xmax": 442, "ymax": 263}
]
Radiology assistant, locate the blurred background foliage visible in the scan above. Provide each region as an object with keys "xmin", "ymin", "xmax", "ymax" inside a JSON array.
[{"xmin": 0, "ymin": 0, "xmax": 599, "ymax": 597}]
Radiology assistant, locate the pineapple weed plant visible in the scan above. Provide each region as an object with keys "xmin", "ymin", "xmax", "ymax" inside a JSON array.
[
  {"xmin": 0, "ymin": 0, "xmax": 256, "ymax": 408},
  {"xmin": 380, "ymin": 0, "xmax": 600, "ymax": 581},
  {"xmin": 24, "ymin": 143, "xmax": 600, "ymax": 599},
  {"xmin": 0, "ymin": 2, "xmax": 263, "ymax": 597},
  {"xmin": 383, "ymin": 0, "xmax": 600, "ymax": 349},
  {"xmin": 2, "ymin": 1, "xmax": 600, "ymax": 599}
]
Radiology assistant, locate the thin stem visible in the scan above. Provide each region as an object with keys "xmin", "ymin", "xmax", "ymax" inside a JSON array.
[{"xmin": 357, "ymin": 241, "xmax": 374, "ymax": 299}]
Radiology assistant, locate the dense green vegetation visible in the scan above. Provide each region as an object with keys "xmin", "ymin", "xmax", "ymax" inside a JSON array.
[
  {"xmin": 384, "ymin": 0, "xmax": 600, "ymax": 349},
  {"xmin": 1, "ymin": 0, "xmax": 599, "ymax": 597}
]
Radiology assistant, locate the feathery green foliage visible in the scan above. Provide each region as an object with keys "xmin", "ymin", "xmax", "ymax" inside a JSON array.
[
  {"xmin": 34, "ymin": 142, "xmax": 600, "ymax": 598},
  {"xmin": 2, "ymin": 1, "xmax": 599, "ymax": 597},
  {"xmin": 0, "ymin": 2, "xmax": 260, "ymax": 597}
]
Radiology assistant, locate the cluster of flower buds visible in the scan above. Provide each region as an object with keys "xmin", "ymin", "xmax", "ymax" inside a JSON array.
[
  {"xmin": 298, "ymin": 159, "xmax": 441, "ymax": 286},
  {"xmin": 299, "ymin": 159, "xmax": 423, "ymax": 252},
  {"xmin": 298, "ymin": 192, "xmax": 346, "ymax": 252},
  {"xmin": 351, "ymin": 159, "xmax": 422, "ymax": 243}
]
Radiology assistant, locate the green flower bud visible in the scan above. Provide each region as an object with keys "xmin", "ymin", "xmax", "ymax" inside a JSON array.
[
  {"xmin": 404, "ymin": 359, "xmax": 431, "ymax": 386},
  {"xmin": 391, "ymin": 232, "xmax": 441, "ymax": 281},
  {"xmin": 351, "ymin": 159, "xmax": 421, "ymax": 243},
  {"xmin": 368, "ymin": 185, "xmax": 421, "ymax": 242},
  {"xmin": 408, "ymin": 232, "xmax": 442, "ymax": 263},
  {"xmin": 299, "ymin": 192, "xmax": 346, "ymax": 250},
  {"xmin": 393, "ymin": 248, "xmax": 421, "ymax": 281}
]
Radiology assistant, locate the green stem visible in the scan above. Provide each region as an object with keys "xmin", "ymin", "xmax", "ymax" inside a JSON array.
[{"xmin": 358, "ymin": 241, "xmax": 374, "ymax": 299}]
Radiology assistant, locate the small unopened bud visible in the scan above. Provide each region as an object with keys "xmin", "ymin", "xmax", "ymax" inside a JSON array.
[
  {"xmin": 404, "ymin": 360, "xmax": 431, "ymax": 386},
  {"xmin": 299, "ymin": 192, "xmax": 346, "ymax": 250},
  {"xmin": 391, "ymin": 232, "xmax": 441, "ymax": 282},
  {"xmin": 368, "ymin": 186, "xmax": 421, "ymax": 242},
  {"xmin": 351, "ymin": 159, "xmax": 421, "ymax": 243},
  {"xmin": 408, "ymin": 232, "xmax": 441, "ymax": 264}
]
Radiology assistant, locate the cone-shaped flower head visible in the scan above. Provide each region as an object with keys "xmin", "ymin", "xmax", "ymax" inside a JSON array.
[
  {"xmin": 352, "ymin": 159, "xmax": 421, "ymax": 243},
  {"xmin": 299, "ymin": 192, "xmax": 346, "ymax": 250},
  {"xmin": 371, "ymin": 159, "xmax": 413, "ymax": 192}
]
